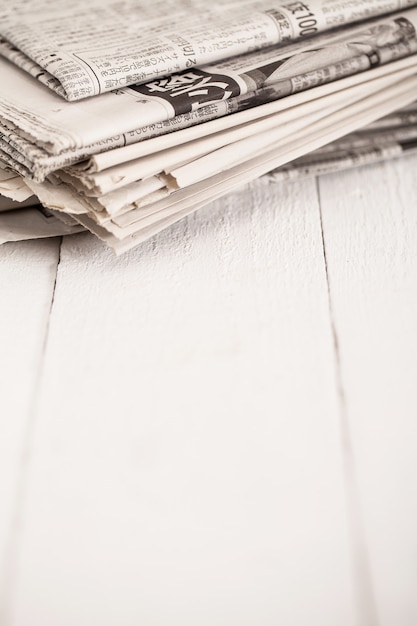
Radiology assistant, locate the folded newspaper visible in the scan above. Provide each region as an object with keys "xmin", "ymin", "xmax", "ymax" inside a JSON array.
[{"xmin": 1, "ymin": 0, "xmax": 416, "ymax": 252}]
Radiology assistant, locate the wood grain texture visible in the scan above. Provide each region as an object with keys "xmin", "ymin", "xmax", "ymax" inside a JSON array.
[
  {"xmin": 1, "ymin": 155, "xmax": 416, "ymax": 626},
  {"xmin": 6, "ymin": 181, "xmax": 357, "ymax": 626},
  {"xmin": 0, "ymin": 239, "xmax": 60, "ymax": 620},
  {"xmin": 319, "ymin": 153, "xmax": 417, "ymax": 626}
]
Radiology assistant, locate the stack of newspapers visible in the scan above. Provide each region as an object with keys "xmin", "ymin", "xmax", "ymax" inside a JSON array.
[{"xmin": 0, "ymin": 0, "xmax": 417, "ymax": 253}]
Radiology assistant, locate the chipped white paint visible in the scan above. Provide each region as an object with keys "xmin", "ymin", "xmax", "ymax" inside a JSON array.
[{"xmin": 0, "ymin": 154, "xmax": 417, "ymax": 625}]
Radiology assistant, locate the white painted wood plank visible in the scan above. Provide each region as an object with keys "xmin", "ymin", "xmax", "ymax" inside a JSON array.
[
  {"xmin": 319, "ymin": 153, "xmax": 417, "ymax": 626},
  {"xmin": 7, "ymin": 181, "xmax": 357, "ymax": 626},
  {"xmin": 0, "ymin": 239, "xmax": 60, "ymax": 617}
]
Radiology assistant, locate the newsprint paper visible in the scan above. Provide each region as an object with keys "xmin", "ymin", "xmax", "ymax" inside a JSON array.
[{"xmin": 0, "ymin": 0, "xmax": 416, "ymax": 252}]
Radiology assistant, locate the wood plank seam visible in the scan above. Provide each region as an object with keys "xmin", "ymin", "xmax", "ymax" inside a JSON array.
[
  {"xmin": 316, "ymin": 176, "xmax": 379, "ymax": 626},
  {"xmin": 0, "ymin": 237, "xmax": 63, "ymax": 626}
]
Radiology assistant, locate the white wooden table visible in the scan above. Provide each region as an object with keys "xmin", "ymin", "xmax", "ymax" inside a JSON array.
[{"xmin": 1, "ymin": 154, "xmax": 416, "ymax": 626}]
